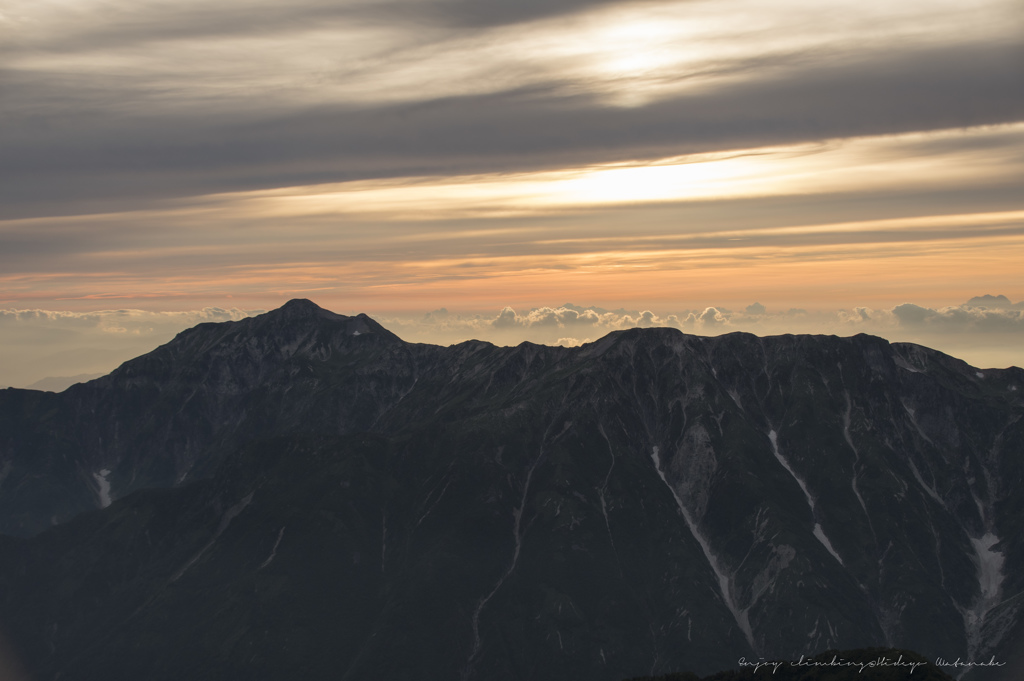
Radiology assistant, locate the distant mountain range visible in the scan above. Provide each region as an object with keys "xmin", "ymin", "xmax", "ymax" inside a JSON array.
[
  {"xmin": 24, "ymin": 372, "xmax": 106, "ymax": 392},
  {"xmin": 1, "ymin": 299, "xmax": 1021, "ymax": 681}
]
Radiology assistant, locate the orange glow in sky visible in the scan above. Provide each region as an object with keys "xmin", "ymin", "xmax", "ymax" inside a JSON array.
[{"xmin": 2, "ymin": 0, "xmax": 1022, "ymax": 385}]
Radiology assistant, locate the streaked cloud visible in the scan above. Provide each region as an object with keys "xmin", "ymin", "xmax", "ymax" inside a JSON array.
[
  {"xmin": 2, "ymin": 0, "xmax": 1021, "ymax": 215},
  {"xmin": 1, "ymin": 0, "xmax": 1021, "ymax": 374},
  {"xmin": 2, "ymin": 123, "xmax": 1022, "ymax": 313},
  {"xmin": 217, "ymin": 125, "xmax": 1024, "ymax": 220}
]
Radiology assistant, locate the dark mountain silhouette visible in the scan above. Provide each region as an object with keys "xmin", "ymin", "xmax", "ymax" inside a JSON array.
[{"xmin": 1, "ymin": 299, "xmax": 1021, "ymax": 681}]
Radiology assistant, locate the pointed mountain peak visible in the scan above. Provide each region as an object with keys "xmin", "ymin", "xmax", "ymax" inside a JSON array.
[
  {"xmin": 273, "ymin": 298, "xmax": 342, "ymax": 320},
  {"xmin": 111, "ymin": 300, "xmax": 405, "ymax": 383},
  {"xmin": 256, "ymin": 300, "xmax": 402, "ymax": 343}
]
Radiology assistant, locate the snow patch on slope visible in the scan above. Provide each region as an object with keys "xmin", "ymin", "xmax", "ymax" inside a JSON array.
[
  {"xmin": 893, "ymin": 355, "xmax": 922, "ymax": 373},
  {"xmin": 93, "ymin": 469, "xmax": 112, "ymax": 508},
  {"xmin": 768, "ymin": 430, "xmax": 844, "ymax": 566},
  {"xmin": 171, "ymin": 492, "xmax": 254, "ymax": 583},
  {"xmin": 727, "ymin": 389, "xmax": 743, "ymax": 409},
  {"xmin": 464, "ymin": 423, "xmax": 572, "ymax": 679},
  {"xmin": 259, "ymin": 527, "xmax": 286, "ymax": 569},
  {"xmin": 651, "ymin": 445, "xmax": 756, "ymax": 651},
  {"xmin": 811, "ymin": 525, "xmax": 844, "ymax": 566},
  {"xmin": 841, "ymin": 392, "xmax": 871, "ymax": 525},
  {"xmin": 972, "ymin": 533, "xmax": 1004, "ymax": 603},
  {"xmin": 907, "ymin": 459, "xmax": 945, "ymax": 508},
  {"xmin": 901, "ymin": 401, "xmax": 933, "ymax": 444},
  {"xmin": 596, "ymin": 425, "xmax": 619, "ymax": 562},
  {"xmin": 963, "ymin": 532, "xmax": 1006, "ymax": 658}
]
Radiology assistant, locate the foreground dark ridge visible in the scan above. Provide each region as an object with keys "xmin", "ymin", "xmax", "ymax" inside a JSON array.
[{"xmin": 1, "ymin": 299, "xmax": 1022, "ymax": 681}]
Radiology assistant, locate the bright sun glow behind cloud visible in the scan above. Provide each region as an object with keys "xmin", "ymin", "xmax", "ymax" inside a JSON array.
[
  {"xmin": 223, "ymin": 124, "xmax": 1024, "ymax": 220},
  {"xmin": 3, "ymin": 122, "xmax": 1020, "ymax": 321},
  {"xmin": 566, "ymin": 0, "xmax": 1021, "ymax": 99},
  {"xmin": 2, "ymin": 0, "xmax": 1022, "ymax": 382}
]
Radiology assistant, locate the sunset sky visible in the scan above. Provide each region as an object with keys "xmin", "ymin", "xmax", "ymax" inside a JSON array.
[{"xmin": 2, "ymin": 0, "xmax": 1023, "ymax": 387}]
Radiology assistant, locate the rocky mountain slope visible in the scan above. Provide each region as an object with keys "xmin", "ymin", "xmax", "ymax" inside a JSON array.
[{"xmin": 0, "ymin": 299, "xmax": 1022, "ymax": 680}]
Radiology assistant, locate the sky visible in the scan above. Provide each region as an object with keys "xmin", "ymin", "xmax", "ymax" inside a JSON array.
[{"xmin": 2, "ymin": 0, "xmax": 1023, "ymax": 388}]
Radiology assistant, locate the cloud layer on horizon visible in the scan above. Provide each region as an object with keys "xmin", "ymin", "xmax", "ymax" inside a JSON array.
[
  {"xmin": 3, "ymin": 124, "xmax": 1023, "ymax": 313},
  {"xmin": 385, "ymin": 299, "xmax": 1024, "ymax": 349},
  {"xmin": 3, "ymin": 297, "xmax": 1022, "ymax": 389},
  {"xmin": 0, "ymin": 307, "xmax": 261, "ymax": 389}
]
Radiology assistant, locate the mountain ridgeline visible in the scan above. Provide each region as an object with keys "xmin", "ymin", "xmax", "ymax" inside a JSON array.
[{"xmin": 0, "ymin": 299, "xmax": 1022, "ymax": 681}]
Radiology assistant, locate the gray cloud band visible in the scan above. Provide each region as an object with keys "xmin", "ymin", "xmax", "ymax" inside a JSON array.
[{"xmin": 2, "ymin": 40, "xmax": 1021, "ymax": 218}]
